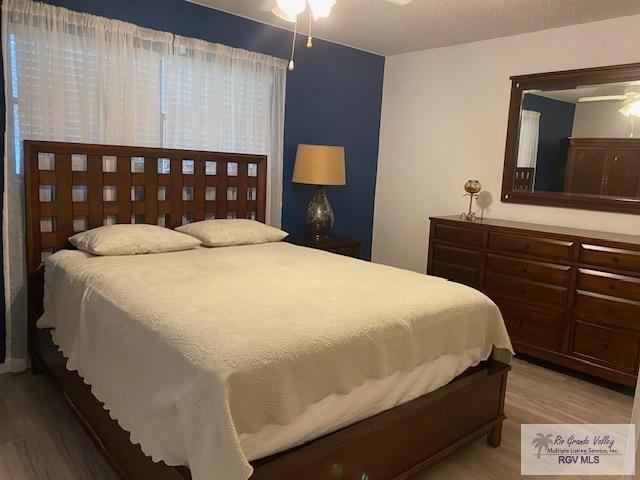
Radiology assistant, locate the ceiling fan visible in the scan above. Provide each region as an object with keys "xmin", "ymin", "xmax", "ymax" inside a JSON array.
[
  {"xmin": 577, "ymin": 92, "xmax": 640, "ymax": 117},
  {"xmin": 270, "ymin": 0, "xmax": 413, "ymax": 22},
  {"xmin": 269, "ymin": 0, "xmax": 413, "ymax": 70},
  {"xmin": 577, "ymin": 92, "xmax": 639, "ymax": 103}
]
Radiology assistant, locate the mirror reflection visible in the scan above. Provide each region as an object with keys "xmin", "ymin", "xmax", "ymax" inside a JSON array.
[{"xmin": 514, "ymin": 80, "xmax": 640, "ymax": 197}]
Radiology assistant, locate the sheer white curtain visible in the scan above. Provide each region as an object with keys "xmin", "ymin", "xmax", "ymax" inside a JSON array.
[
  {"xmin": 1, "ymin": 0, "xmax": 287, "ymax": 370},
  {"xmin": 516, "ymin": 109, "xmax": 541, "ymax": 168},
  {"xmin": 164, "ymin": 36, "xmax": 285, "ymax": 227}
]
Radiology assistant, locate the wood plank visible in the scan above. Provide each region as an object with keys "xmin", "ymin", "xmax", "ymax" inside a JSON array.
[
  {"xmin": 236, "ymin": 161, "xmax": 248, "ymax": 219},
  {"xmin": 144, "ymin": 157, "xmax": 159, "ymax": 225},
  {"xmin": 116, "ymin": 157, "xmax": 132, "ymax": 224},
  {"xmin": 257, "ymin": 158, "xmax": 267, "ymax": 223},
  {"xmin": 216, "ymin": 160, "xmax": 228, "ymax": 220},
  {"xmin": 193, "ymin": 158, "xmax": 206, "ymax": 222},
  {"xmin": 54, "ymin": 154, "xmax": 73, "ymax": 248},
  {"xmin": 24, "ymin": 142, "xmax": 41, "ymax": 271},
  {"xmin": 169, "ymin": 158, "xmax": 183, "ymax": 228},
  {"xmin": 87, "ymin": 155, "xmax": 104, "ymax": 228}
]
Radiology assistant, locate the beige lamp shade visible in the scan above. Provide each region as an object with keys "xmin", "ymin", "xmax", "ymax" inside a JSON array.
[{"xmin": 293, "ymin": 144, "xmax": 346, "ymax": 186}]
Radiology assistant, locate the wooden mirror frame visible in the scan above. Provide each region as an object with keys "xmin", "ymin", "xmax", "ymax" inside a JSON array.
[{"xmin": 501, "ymin": 62, "xmax": 640, "ymax": 215}]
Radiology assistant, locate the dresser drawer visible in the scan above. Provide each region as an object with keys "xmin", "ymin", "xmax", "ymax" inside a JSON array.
[
  {"xmin": 499, "ymin": 302, "xmax": 564, "ymax": 351},
  {"xmin": 485, "ymin": 272, "xmax": 567, "ymax": 308},
  {"xmin": 577, "ymin": 269, "xmax": 640, "ymax": 302},
  {"xmin": 433, "ymin": 223, "xmax": 484, "ymax": 248},
  {"xmin": 432, "ymin": 261, "xmax": 479, "ymax": 288},
  {"xmin": 488, "ymin": 232, "xmax": 573, "ymax": 260},
  {"xmin": 486, "ymin": 254, "xmax": 570, "ymax": 286},
  {"xmin": 572, "ymin": 321, "xmax": 639, "ymax": 372},
  {"xmin": 432, "ymin": 244, "xmax": 482, "ymax": 269},
  {"xmin": 573, "ymin": 291, "xmax": 640, "ymax": 332},
  {"xmin": 580, "ymin": 244, "xmax": 640, "ymax": 272}
]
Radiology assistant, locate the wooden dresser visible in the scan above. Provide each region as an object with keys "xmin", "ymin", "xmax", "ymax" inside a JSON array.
[
  {"xmin": 427, "ymin": 216, "xmax": 640, "ymax": 387},
  {"xmin": 565, "ymin": 138, "xmax": 640, "ymax": 197}
]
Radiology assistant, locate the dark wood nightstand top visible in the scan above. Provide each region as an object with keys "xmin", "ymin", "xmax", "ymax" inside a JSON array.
[{"xmin": 286, "ymin": 234, "xmax": 361, "ymax": 258}]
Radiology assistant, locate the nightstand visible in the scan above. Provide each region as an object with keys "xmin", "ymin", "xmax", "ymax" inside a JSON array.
[{"xmin": 286, "ymin": 234, "xmax": 361, "ymax": 259}]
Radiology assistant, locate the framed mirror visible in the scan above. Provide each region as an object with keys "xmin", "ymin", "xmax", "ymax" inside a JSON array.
[{"xmin": 501, "ymin": 62, "xmax": 640, "ymax": 214}]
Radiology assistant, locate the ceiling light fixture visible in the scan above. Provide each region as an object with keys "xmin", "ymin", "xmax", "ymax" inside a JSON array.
[
  {"xmin": 272, "ymin": 5, "xmax": 298, "ymax": 22},
  {"xmin": 273, "ymin": 0, "xmax": 413, "ymax": 70},
  {"xmin": 618, "ymin": 98, "xmax": 640, "ymax": 137},
  {"xmin": 275, "ymin": 0, "xmax": 307, "ymax": 19},
  {"xmin": 273, "ymin": 0, "xmax": 337, "ymax": 71},
  {"xmin": 619, "ymin": 98, "xmax": 640, "ymax": 118},
  {"xmin": 307, "ymin": 0, "xmax": 336, "ymax": 19}
]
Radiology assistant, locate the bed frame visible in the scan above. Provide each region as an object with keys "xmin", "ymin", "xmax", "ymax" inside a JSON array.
[{"xmin": 25, "ymin": 140, "xmax": 510, "ymax": 480}]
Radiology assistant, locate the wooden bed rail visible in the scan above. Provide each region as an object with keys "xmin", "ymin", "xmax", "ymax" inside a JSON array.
[{"xmin": 32, "ymin": 327, "xmax": 509, "ymax": 480}]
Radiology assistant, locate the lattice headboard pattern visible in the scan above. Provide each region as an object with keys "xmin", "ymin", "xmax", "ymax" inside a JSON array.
[{"xmin": 25, "ymin": 140, "xmax": 267, "ymax": 272}]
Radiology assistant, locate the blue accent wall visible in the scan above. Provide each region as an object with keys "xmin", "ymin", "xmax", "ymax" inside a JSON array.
[
  {"xmin": 0, "ymin": 0, "xmax": 385, "ymax": 363},
  {"xmin": 522, "ymin": 94, "xmax": 575, "ymax": 192}
]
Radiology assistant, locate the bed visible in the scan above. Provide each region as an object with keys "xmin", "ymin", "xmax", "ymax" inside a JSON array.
[{"xmin": 25, "ymin": 140, "xmax": 512, "ymax": 480}]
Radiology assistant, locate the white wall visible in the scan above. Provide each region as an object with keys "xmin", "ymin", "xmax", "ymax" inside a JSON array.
[
  {"xmin": 572, "ymin": 101, "xmax": 634, "ymax": 138},
  {"xmin": 372, "ymin": 15, "xmax": 640, "ymax": 273}
]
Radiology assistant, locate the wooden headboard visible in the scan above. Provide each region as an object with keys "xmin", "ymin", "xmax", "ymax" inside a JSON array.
[{"xmin": 24, "ymin": 140, "xmax": 268, "ymax": 274}]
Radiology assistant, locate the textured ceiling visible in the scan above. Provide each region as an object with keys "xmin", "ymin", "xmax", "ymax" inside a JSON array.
[{"xmin": 186, "ymin": 0, "xmax": 640, "ymax": 56}]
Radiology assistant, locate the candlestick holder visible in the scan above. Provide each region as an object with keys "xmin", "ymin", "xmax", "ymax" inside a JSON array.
[{"xmin": 459, "ymin": 179, "xmax": 482, "ymax": 222}]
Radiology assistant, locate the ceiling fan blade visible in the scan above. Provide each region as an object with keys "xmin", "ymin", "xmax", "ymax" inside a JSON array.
[
  {"xmin": 577, "ymin": 95, "xmax": 629, "ymax": 103},
  {"xmin": 383, "ymin": 0, "xmax": 414, "ymax": 5}
]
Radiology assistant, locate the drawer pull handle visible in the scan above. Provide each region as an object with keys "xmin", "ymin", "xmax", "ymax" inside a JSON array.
[
  {"xmin": 609, "ymin": 284, "xmax": 615, "ymax": 290},
  {"xmin": 523, "ymin": 244, "xmax": 530, "ymax": 250},
  {"xmin": 523, "ymin": 268, "xmax": 528, "ymax": 273},
  {"xmin": 520, "ymin": 289, "xmax": 526, "ymax": 295},
  {"xmin": 612, "ymin": 256, "xmax": 619, "ymax": 263}
]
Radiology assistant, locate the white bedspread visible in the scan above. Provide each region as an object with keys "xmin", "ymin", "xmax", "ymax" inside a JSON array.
[
  {"xmin": 39, "ymin": 243, "xmax": 512, "ymax": 480},
  {"xmin": 240, "ymin": 343, "xmax": 492, "ymax": 460}
]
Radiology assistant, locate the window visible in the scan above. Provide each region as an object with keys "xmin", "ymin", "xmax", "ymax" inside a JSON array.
[
  {"xmin": 2, "ymin": 0, "xmax": 287, "ymax": 366},
  {"xmin": 5, "ymin": 2, "xmax": 286, "ymax": 225},
  {"xmin": 516, "ymin": 109, "xmax": 541, "ymax": 169}
]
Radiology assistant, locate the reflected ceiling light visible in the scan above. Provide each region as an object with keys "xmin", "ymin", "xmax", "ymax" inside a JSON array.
[
  {"xmin": 619, "ymin": 99, "xmax": 640, "ymax": 117},
  {"xmin": 578, "ymin": 95, "xmax": 628, "ymax": 103},
  {"xmin": 619, "ymin": 98, "xmax": 640, "ymax": 138}
]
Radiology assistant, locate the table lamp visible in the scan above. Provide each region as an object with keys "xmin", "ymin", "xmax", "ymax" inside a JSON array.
[{"xmin": 292, "ymin": 144, "xmax": 346, "ymax": 237}]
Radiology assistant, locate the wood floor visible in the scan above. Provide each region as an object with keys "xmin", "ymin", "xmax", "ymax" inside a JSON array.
[{"xmin": 0, "ymin": 358, "xmax": 632, "ymax": 480}]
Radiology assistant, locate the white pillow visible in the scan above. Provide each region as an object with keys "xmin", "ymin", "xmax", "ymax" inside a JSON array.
[
  {"xmin": 69, "ymin": 224, "xmax": 201, "ymax": 256},
  {"xmin": 176, "ymin": 219, "xmax": 288, "ymax": 247}
]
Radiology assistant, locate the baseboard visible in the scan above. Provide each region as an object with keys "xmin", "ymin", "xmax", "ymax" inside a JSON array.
[{"xmin": 0, "ymin": 356, "xmax": 29, "ymax": 374}]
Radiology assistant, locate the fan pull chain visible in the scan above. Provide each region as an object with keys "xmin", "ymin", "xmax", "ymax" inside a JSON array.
[
  {"xmin": 288, "ymin": 19, "xmax": 298, "ymax": 71},
  {"xmin": 307, "ymin": 9, "xmax": 313, "ymax": 48}
]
